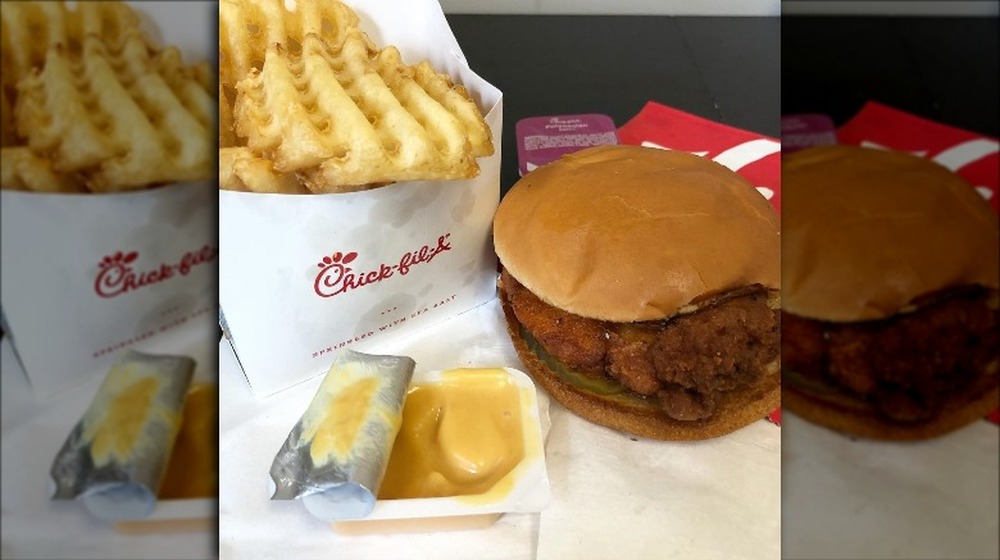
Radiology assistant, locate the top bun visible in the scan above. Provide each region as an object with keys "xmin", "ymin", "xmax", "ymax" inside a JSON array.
[
  {"xmin": 782, "ymin": 145, "xmax": 999, "ymax": 321},
  {"xmin": 493, "ymin": 145, "xmax": 780, "ymax": 323}
]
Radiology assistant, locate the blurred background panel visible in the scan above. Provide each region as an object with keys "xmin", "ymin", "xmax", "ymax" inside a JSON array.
[
  {"xmin": 1, "ymin": 2, "xmax": 217, "ymax": 559},
  {"xmin": 780, "ymin": 2, "xmax": 999, "ymax": 559},
  {"xmin": 782, "ymin": 2, "xmax": 998, "ymax": 136},
  {"xmin": 439, "ymin": 0, "xmax": 779, "ymax": 15}
]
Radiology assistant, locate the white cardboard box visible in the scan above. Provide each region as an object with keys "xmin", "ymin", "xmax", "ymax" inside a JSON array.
[
  {"xmin": 0, "ymin": 1, "xmax": 216, "ymax": 400},
  {"xmin": 1, "ymin": 5, "xmax": 218, "ymax": 556},
  {"xmin": 219, "ymin": 0, "xmax": 503, "ymax": 398}
]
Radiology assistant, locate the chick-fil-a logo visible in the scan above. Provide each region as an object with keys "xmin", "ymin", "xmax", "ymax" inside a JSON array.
[
  {"xmin": 314, "ymin": 234, "xmax": 452, "ymax": 298},
  {"xmin": 94, "ymin": 245, "xmax": 217, "ymax": 298}
]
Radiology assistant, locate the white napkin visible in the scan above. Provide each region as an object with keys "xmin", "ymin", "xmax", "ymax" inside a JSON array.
[
  {"xmin": 536, "ymin": 406, "xmax": 780, "ymax": 560},
  {"xmin": 782, "ymin": 413, "xmax": 999, "ymax": 559}
]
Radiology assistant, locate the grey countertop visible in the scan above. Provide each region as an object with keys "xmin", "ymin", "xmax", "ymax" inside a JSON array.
[
  {"xmin": 782, "ymin": 16, "xmax": 999, "ymax": 136},
  {"xmin": 445, "ymin": 15, "xmax": 781, "ymax": 194}
]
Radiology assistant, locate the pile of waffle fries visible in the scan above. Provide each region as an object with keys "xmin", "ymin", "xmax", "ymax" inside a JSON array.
[
  {"xmin": 0, "ymin": 1, "xmax": 213, "ymax": 193},
  {"xmin": 218, "ymin": 0, "xmax": 494, "ymax": 194}
]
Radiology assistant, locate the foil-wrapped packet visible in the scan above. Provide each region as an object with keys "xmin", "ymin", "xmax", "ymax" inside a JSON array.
[
  {"xmin": 49, "ymin": 349, "xmax": 195, "ymax": 521},
  {"xmin": 270, "ymin": 349, "xmax": 415, "ymax": 521}
]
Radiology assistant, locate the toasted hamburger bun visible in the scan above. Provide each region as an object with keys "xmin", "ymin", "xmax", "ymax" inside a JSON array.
[
  {"xmin": 782, "ymin": 145, "xmax": 999, "ymax": 440},
  {"xmin": 783, "ymin": 145, "xmax": 998, "ymax": 322},
  {"xmin": 494, "ymin": 145, "xmax": 781, "ymax": 440}
]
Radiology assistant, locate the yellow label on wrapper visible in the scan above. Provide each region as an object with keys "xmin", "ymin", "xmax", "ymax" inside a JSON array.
[
  {"xmin": 298, "ymin": 363, "xmax": 401, "ymax": 467},
  {"xmin": 308, "ymin": 377, "xmax": 379, "ymax": 465},
  {"xmin": 82, "ymin": 366, "xmax": 180, "ymax": 467}
]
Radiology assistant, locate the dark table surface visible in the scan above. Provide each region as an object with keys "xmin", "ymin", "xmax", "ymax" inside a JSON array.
[
  {"xmin": 445, "ymin": 15, "xmax": 781, "ymax": 195},
  {"xmin": 446, "ymin": 14, "xmax": 998, "ymax": 198},
  {"xmin": 782, "ymin": 16, "xmax": 999, "ymax": 138}
]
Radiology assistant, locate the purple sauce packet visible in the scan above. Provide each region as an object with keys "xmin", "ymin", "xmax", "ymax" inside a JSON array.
[
  {"xmin": 515, "ymin": 114, "xmax": 619, "ymax": 176},
  {"xmin": 781, "ymin": 114, "xmax": 838, "ymax": 153}
]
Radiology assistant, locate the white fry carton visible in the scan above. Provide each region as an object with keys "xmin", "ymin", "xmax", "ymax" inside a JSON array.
[
  {"xmin": 219, "ymin": 0, "xmax": 503, "ymax": 397},
  {"xmin": 0, "ymin": 2, "xmax": 217, "ymax": 545},
  {"xmin": 0, "ymin": 2, "xmax": 217, "ymax": 400}
]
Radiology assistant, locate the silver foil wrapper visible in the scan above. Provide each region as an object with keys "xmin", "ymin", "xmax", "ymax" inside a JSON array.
[
  {"xmin": 270, "ymin": 349, "xmax": 415, "ymax": 521},
  {"xmin": 49, "ymin": 349, "xmax": 195, "ymax": 521}
]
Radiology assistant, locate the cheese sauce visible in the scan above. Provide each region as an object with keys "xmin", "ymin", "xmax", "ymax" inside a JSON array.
[
  {"xmin": 158, "ymin": 384, "xmax": 218, "ymax": 499},
  {"xmin": 378, "ymin": 368, "xmax": 525, "ymax": 501}
]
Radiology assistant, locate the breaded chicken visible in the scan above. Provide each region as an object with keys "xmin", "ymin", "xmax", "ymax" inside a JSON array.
[
  {"xmin": 782, "ymin": 286, "xmax": 998, "ymax": 422},
  {"xmin": 502, "ymin": 269, "xmax": 780, "ymax": 421}
]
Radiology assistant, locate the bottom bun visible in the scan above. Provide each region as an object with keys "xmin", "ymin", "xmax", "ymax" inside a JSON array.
[
  {"xmin": 783, "ymin": 365, "xmax": 999, "ymax": 441},
  {"xmin": 499, "ymin": 294, "xmax": 780, "ymax": 441}
]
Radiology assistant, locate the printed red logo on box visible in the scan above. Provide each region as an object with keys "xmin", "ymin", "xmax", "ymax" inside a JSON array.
[
  {"xmin": 94, "ymin": 245, "xmax": 217, "ymax": 299},
  {"xmin": 313, "ymin": 233, "xmax": 452, "ymax": 298}
]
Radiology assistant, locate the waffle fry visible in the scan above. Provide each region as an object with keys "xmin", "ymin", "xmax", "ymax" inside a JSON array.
[
  {"xmin": 1, "ymin": 1, "xmax": 214, "ymax": 194},
  {"xmin": 220, "ymin": 146, "xmax": 308, "ymax": 194},
  {"xmin": 1, "ymin": 88, "xmax": 14, "ymax": 147},
  {"xmin": 1, "ymin": 1, "xmax": 143, "ymax": 104},
  {"xmin": 153, "ymin": 48, "xmax": 215, "ymax": 132},
  {"xmin": 14, "ymin": 32, "xmax": 212, "ymax": 192},
  {"xmin": 408, "ymin": 60, "xmax": 493, "ymax": 159},
  {"xmin": 220, "ymin": 83, "xmax": 238, "ymax": 149},
  {"xmin": 219, "ymin": 0, "xmax": 494, "ymax": 194},
  {"xmin": 234, "ymin": 32, "xmax": 492, "ymax": 192},
  {"xmin": 0, "ymin": 147, "xmax": 84, "ymax": 193},
  {"xmin": 219, "ymin": 0, "xmax": 359, "ymax": 91}
]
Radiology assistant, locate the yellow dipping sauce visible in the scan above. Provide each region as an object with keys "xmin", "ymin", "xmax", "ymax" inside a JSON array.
[
  {"xmin": 158, "ymin": 384, "xmax": 218, "ymax": 499},
  {"xmin": 378, "ymin": 368, "xmax": 525, "ymax": 501}
]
